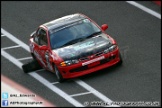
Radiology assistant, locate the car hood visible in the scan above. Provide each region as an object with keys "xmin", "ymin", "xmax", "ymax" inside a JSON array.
[{"xmin": 53, "ymin": 33, "xmax": 112, "ymax": 61}]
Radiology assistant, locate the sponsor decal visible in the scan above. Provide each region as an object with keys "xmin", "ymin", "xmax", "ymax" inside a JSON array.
[
  {"xmin": 70, "ymin": 53, "xmax": 75, "ymax": 57},
  {"xmin": 45, "ymin": 53, "xmax": 53, "ymax": 71},
  {"xmin": 33, "ymin": 51, "xmax": 46, "ymax": 67},
  {"xmin": 83, "ymin": 19, "xmax": 90, "ymax": 23},
  {"xmin": 82, "ymin": 56, "xmax": 105, "ymax": 66},
  {"xmin": 74, "ymin": 41, "xmax": 95, "ymax": 51}
]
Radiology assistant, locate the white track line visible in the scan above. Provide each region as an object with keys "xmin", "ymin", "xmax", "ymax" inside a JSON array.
[
  {"xmin": 51, "ymin": 82, "xmax": 59, "ymax": 85},
  {"xmin": 1, "ymin": 49, "xmax": 22, "ymax": 68},
  {"xmin": 1, "ymin": 28, "xmax": 30, "ymax": 51},
  {"xmin": 75, "ymin": 79, "xmax": 119, "ymax": 107},
  {"xmin": 29, "ymin": 72, "xmax": 83, "ymax": 107},
  {"xmin": 17, "ymin": 57, "xmax": 33, "ymax": 61},
  {"xmin": 1, "ymin": 49, "xmax": 83, "ymax": 107},
  {"xmin": 70, "ymin": 91, "xmax": 91, "ymax": 97},
  {"xmin": 2, "ymin": 45, "xmax": 20, "ymax": 50},
  {"xmin": 1, "ymin": 2, "xmax": 160, "ymax": 106},
  {"xmin": 126, "ymin": 1, "xmax": 161, "ymax": 19},
  {"xmin": 1, "ymin": 34, "xmax": 6, "ymax": 37},
  {"xmin": 2, "ymin": 75, "xmax": 55, "ymax": 107},
  {"xmin": 1, "ymin": 28, "xmax": 119, "ymax": 107}
]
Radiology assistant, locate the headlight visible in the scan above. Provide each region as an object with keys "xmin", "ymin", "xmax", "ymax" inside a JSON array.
[
  {"xmin": 109, "ymin": 44, "xmax": 117, "ymax": 52},
  {"xmin": 60, "ymin": 59, "xmax": 79, "ymax": 66},
  {"xmin": 104, "ymin": 44, "xmax": 117, "ymax": 53},
  {"xmin": 104, "ymin": 48, "xmax": 109, "ymax": 53}
]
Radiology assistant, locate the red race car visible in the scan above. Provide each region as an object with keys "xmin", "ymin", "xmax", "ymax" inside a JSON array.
[{"xmin": 27, "ymin": 13, "xmax": 122, "ymax": 82}]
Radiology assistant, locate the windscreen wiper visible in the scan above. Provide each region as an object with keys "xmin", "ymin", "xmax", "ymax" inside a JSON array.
[
  {"xmin": 86, "ymin": 31, "xmax": 102, "ymax": 39},
  {"xmin": 60, "ymin": 31, "xmax": 102, "ymax": 48},
  {"xmin": 61, "ymin": 37, "xmax": 86, "ymax": 47}
]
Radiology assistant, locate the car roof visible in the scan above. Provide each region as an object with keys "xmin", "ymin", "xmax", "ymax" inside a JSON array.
[{"xmin": 43, "ymin": 13, "xmax": 87, "ymax": 30}]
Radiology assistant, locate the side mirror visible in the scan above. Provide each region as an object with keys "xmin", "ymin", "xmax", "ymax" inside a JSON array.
[
  {"xmin": 101, "ymin": 24, "xmax": 108, "ymax": 31},
  {"xmin": 40, "ymin": 45, "xmax": 48, "ymax": 50}
]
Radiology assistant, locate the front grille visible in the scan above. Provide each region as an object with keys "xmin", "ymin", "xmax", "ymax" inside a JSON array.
[
  {"xmin": 79, "ymin": 57, "xmax": 89, "ymax": 61},
  {"xmin": 70, "ymin": 65, "xmax": 88, "ymax": 73},
  {"xmin": 100, "ymin": 55, "xmax": 116, "ymax": 64},
  {"xmin": 94, "ymin": 51, "xmax": 104, "ymax": 57}
]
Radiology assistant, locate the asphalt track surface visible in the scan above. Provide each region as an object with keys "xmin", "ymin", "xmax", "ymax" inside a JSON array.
[{"xmin": 1, "ymin": 1, "xmax": 161, "ymax": 107}]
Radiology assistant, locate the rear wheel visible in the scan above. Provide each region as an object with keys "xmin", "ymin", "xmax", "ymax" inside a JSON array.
[{"xmin": 54, "ymin": 65, "xmax": 64, "ymax": 83}]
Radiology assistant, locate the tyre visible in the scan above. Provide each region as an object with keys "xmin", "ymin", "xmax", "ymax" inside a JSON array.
[
  {"xmin": 117, "ymin": 52, "xmax": 123, "ymax": 65},
  {"xmin": 22, "ymin": 59, "xmax": 42, "ymax": 73},
  {"xmin": 22, "ymin": 63, "xmax": 30, "ymax": 73},
  {"xmin": 54, "ymin": 65, "xmax": 64, "ymax": 83},
  {"xmin": 31, "ymin": 53, "xmax": 36, "ymax": 60}
]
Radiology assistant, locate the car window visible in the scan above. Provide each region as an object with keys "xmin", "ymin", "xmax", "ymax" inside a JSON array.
[
  {"xmin": 34, "ymin": 28, "xmax": 48, "ymax": 46},
  {"xmin": 49, "ymin": 19, "xmax": 101, "ymax": 49}
]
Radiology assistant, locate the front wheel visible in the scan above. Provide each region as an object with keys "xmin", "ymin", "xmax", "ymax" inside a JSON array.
[
  {"xmin": 31, "ymin": 53, "xmax": 36, "ymax": 60},
  {"xmin": 54, "ymin": 65, "xmax": 64, "ymax": 83},
  {"xmin": 117, "ymin": 53, "xmax": 123, "ymax": 65}
]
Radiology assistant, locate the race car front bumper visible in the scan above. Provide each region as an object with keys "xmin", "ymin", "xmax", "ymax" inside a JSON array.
[{"xmin": 57, "ymin": 48, "xmax": 121, "ymax": 79}]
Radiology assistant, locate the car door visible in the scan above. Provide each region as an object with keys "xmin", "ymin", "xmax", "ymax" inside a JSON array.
[{"xmin": 33, "ymin": 27, "xmax": 49, "ymax": 68}]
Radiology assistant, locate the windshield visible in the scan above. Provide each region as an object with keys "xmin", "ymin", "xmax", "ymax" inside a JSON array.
[{"xmin": 49, "ymin": 19, "xmax": 101, "ymax": 49}]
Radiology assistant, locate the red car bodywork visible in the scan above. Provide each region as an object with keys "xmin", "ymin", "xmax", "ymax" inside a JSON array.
[{"xmin": 29, "ymin": 13, "xmax": 121, "ymax": 80}]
